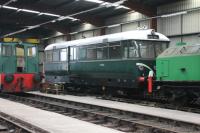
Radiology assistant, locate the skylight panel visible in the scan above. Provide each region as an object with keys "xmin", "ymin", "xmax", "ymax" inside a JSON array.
[{"xmin": 84, "ymin": 0, "xmax": 104, "ymax": 4}]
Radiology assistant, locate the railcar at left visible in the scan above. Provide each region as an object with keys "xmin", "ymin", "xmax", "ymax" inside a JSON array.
[{"xmin": 0, "ymin": 39, "xmax": 41, "ymax": 93}]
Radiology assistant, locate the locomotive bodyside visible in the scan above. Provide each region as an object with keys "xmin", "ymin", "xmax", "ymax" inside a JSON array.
[
  {"xmin": 156, "ymin": 43, "xmax": 200, "ymax": 101},
  {"xmin": 156, "ymin": 43, "xmax": 200, "ymax": 82},
  {"xmin": 0, "ymin": 42, "xmax": 41, "ymax": 93},
  {"xmin": 69, "ymin": 59, "xmax": 154, "ymax": 89}
]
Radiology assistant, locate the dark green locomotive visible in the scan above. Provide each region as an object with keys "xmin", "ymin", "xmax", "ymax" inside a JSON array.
[{"xmin": 44, "ymin": 30, "xmax": 169, "ymax": 94}]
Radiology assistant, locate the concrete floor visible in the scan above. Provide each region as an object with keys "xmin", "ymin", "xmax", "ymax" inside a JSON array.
[
  {"xmin": 30, "ymin": 91, "xmax": 200, "ymax": 126},
  {"xmin": 0, "ymin": 98, "xmax": 124, "ymax": 133}
]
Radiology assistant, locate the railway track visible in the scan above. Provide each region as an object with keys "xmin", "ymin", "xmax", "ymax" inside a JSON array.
[
  {"xmin": 0, "ymin": 93, "xmax": 200, "ymax": 133},
  {"xmin": 0, "ymin": 111, "xmax": 48, "ymax": 133},
  {"xmin": 59, "ymin": 91, "xmax": 200, "ymax": 114},
  {"xmin": 99, "ymin": 96, "xmax": 200, "ymax": 114}
]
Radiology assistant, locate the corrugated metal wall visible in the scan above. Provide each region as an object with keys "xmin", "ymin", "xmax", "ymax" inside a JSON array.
[
  {"xmin": 157, "ymin": 0, "xmax": 200, "ymax": 15},
  {"xmin": 157, "ymin": 0, "xmax": 200, "ymax": 45},
  {"xmin": 46, "ymin": 0, "xmax": 200, "ymax": 46},
  {"xmin": 105, "ymin": 12, "xmax": 150, "ymax": 34}
]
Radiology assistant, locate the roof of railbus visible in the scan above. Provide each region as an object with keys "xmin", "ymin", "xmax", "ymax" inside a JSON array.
[{"xmin": 45, "ymin": 29, "xmax": 170, "ymax": 51}]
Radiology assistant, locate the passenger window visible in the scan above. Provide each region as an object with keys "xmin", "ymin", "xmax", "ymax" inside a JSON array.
[
  {"xmin": 73, "ymin": 48, "xmax": 77, "ymax": 60},
  {"xmin": 53, "ymin": 50, "xmax": 60, "ymax": 62},
  {"xmin": 139, "ymin": 41, "xmax": 155, "ymax": 58},
  {"xmin": 155, "ymin": 42, "xmax": 168, "ymax": 56},
  {"xmin": 78, "ymin": 47, "xmax": 86, "ymax": 60},
  {"xmin": 16, "ymin": 46, "xmax": 25, "ymax": 57},
  {"xmin": 129, "ymin": 41, "xmax": 139, "ymax": 58},
  {"xmin": 70, "ymin": 47, "xmax": 77, "ymax": 61},
  {"xmin": 97, "ymin": 44, "xmax": 108, "ymax": 59},
  {"xmin": 28, "ymin": 47, "xmax": 36, "ymax": 57},
  {"xmin": 2, "ymin": 45, "xmax": 12, "ymax": 56},
  {"xmin": 46, "ymin": 50, "xmax": 53, "ymax": 62},
  {"xmin": 122, "ymin": 41, "xmax": 129, "ymax": 58},
  {"xmin": 109, "ymin": 42, "xmax": 121, "ymax": 59},
  {"xmin": 60, "ymin": 49, "xmax": 67, "ymax": 61},
  {"xmin": 87, "ymin": 46, "xmax": 96, "ymax": 60}
]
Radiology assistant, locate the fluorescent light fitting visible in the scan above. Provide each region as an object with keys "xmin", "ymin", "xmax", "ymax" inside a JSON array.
[
  {"xmin": 43, "ymin": 13, "xmax": 60, "ymax": 17},
  {"xmin": 69, "ymin": 32, "xmax": 78, "ymax": 35},
  {"xmin": 57, "ymin": 16, "xmax": 67, "ymax": 21},
  {"xmin": 115, "ymin": 5, "xmax": 130, "ymax": 10},
  {"xmin": 111, "ymin": 3, "xmax": 120, "ymax": 7},
  {"xmin": 161, "ymin": 11, "xmax": 187, "ymax": 18},
  {"xmin": 66, "ymin": 16, "xmax": 79, "ymax": 21},
  {"xmin": 101, "ymin": 2, "xmax": 109, "ymax": 6},
  {"xmin": 51, "ymin": 20, "xmax": 57, "ymax": 23},
  {"xmin": 57, "ymin": 16, "xmax": 79, "ymax": 21},
  {"xmin": 27, "ymin": 25, "xmax": 40, "ymax": 30},
  {"xmin": 84, "ymin": 0, "xmax": 104, "ymax": 4},
  {"xmin": 2, "ymin": 5, "xmax": 18, "ymax": 10},
  {"xmin": 107, "ymin": 24, "xmax": 121, "ymax": 28},
  {"xmin": 17, "ymin": 9, "xmax": 22, "ymax": 12},
  {"xmin": 22, "ymin": 9, "xmax": 40, "ymax": 14},
  {"xmin": 72, "ymin": 18, "xmax": 79, "ymax": 21}
]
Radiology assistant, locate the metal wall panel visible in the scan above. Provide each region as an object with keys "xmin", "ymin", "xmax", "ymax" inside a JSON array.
[
  {"xmin": 74, "ymin": 33, "xmax": 83, "ymax": 40},
  {"xmin": 168, "ymin": 37, "xmax": 182, "ymax": 47},
  {"xmin": 169, "ymin": 35, "xmax": 200, "ymax": 47},
  {"xmin": 182, "ymin": 10, "xmax": 200, "ymax": 34},
  {"xmin": 139, "ymin": 20, "xmax": 150, "ymax": 29},
  {"xmin": 93, "ymin": 29, "xmax": 101, "ymax": 36},
  {"xmin": 71, "ymin": 23, "xmax": 96, "ymax": 32},
  {"xmin": 122, "ymin": 22, "xmax": 138, "ymax": 32},
  {"xmin": 82, "ymin": 30, "xmax": 94, "ymax": 38},
  {"xmin": 157, "ymin": 16, "xmax": 181, "ymax": 36},
  {"xmin": 182, "ymin": 35, "xmax": 200, "ymax": 45},
  {"xmin": 105, "ymin": 26, "xmax": 121, "ymax": 34},
  {"xmin": 105, "ymin": 12, "xmax": 145, "ymax": 25},
  {"xmin": 158, "ymin": 0, "xmax": 200, "ymax": 15}
]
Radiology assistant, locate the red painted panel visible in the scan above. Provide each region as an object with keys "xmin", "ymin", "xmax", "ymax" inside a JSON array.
[{"xmin": 0, "ymin": 73, "xmax": 39, "ymax": 93}]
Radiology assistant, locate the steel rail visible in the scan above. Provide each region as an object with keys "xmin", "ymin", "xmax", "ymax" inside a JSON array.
[
  {"xmin": 0, "ymin": 111, "xmax": 49, "ymax": 133},
  {"xmin": 1, "ymin": 93, "xmax": 200, "ymax": 133}
]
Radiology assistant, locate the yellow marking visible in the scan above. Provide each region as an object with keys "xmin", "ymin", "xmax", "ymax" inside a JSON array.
[{"xmin": 2, "ymin": 38, "xmax": 40, "ymax": 44}]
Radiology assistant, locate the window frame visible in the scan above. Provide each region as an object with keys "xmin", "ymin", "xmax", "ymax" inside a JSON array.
[
  {"xmin": 96, "ymin": 43, "xmax": 108, "ymax": 60},
  {"xmin": 27, "ymin": 46, "xmax": 37, "ymax": 57},
  {"xmin": 86, "ymin": 45, "xmax": 97, "ymax": 60},
  {"xmin": 1, "ymin": 44, "xmax": 13, "ymax": 56},
  {"xmin": 60, "ymin": 48, "xmax": 68, "ymax": 62},
  {"xmin": 45, "ymin": 50, "xmax": 53, "ymax": 62},
  {"xmin": 108, "ymin": 41, "xmax": 122, "ymax": 59},
  {"xmin": 52, "ymin": 49, "xmax": 60, "ymax": 62}
]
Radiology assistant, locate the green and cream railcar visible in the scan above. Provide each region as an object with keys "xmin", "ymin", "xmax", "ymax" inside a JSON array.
[{"xmin": 44, "ymin": 29, "xmax": 169, "ymax": 94}]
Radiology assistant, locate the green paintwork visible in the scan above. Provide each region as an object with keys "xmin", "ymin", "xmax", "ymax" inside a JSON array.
[
  {"xmin": 0, "ymin": 42, "xmax": 39, "ymax": 74},
  {"xmin": 176, "ymin": 42, "xmax": 187, "ymax": 46},
  {"xmin": 156, "ymin": 44, "xmax": 200, "ymax": 81},
  {"xmin": 70, "ymin": 59, "xmax": 154, "ymax": 79}
]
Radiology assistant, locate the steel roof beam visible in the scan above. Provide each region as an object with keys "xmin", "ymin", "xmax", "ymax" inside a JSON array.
[
  {"xmin": 2, "ymin": 0, "xmax": 17, "ymax": 6},
  {"xmin": 103, "ymin": 0, "xmax": 157, "ymax": 30},
  {"xmin": 0, "ymin": 16, "xmax": 67, "ymax": 35}
]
